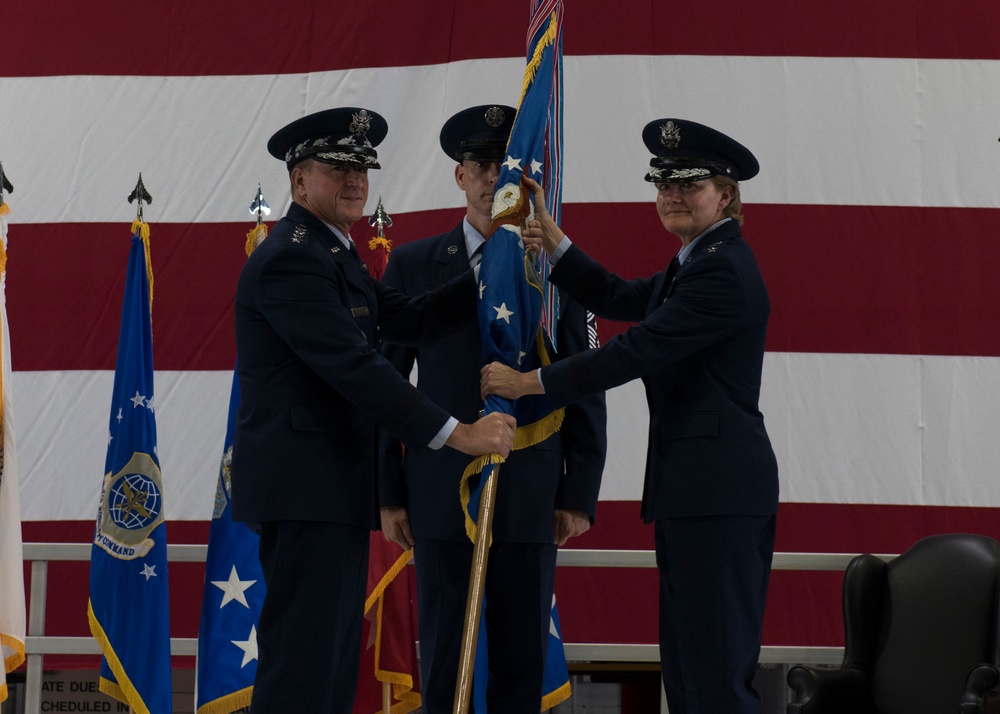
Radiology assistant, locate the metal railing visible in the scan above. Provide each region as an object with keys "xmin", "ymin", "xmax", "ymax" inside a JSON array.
[{"xmin": 20, "ymin": 543, "xmax": 875, "ymax": 713}]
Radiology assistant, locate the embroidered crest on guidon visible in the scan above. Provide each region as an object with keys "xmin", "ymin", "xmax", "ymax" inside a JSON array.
[
  {"xmin": 660, "ymin": 121, "xmax": 681, "ymax": 148},
  {"xmin": 94, "ymin": 452, "xmax": 165, "ymax": 560},
  {"xmin": 485, "ymin": 106, "xmax": 506, "ymax": 128}
]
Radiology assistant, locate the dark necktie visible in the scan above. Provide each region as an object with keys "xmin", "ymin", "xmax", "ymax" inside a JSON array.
[
  {"xmin": 657, "ymin": 256, "xmax": 680, "ymax": 305},
  {"xmin": 665, "ymin": 255, "xmax": 680, "ymax": 282},
  {"xmin": 660, "ymin": 255, "xmax": 681, "ymax": 301},
  {"xmin": 347, "ymin": 239, "xmax": 361, "ymax": 261},
  {"xmin": 469, "ymin": 243, "xmax": 484, "ymax": 268},
  {"xmin": 347, "ymin": 239, "xmax": 369, "ymax": 274}
]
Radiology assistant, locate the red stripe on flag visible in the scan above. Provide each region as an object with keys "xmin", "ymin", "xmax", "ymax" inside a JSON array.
[
  {"xmin": 2, "ymin": 0, "xmax": 998, "ymax": 78},
  {"xmin": 563, "ymin": 202, "xmax": 1000, "ymax": 357},
  {"xmin": 10, "ymin": 203, "xmax": 999, "ymax": 371}
]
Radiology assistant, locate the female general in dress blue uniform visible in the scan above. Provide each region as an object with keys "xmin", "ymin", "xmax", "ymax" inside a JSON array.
[{"xmin": 481, "ymin": 118, "xmax": 779, "ymax": 714}]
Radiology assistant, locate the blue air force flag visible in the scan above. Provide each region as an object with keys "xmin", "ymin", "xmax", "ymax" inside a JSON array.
[
  {"xmin": 461, "ymin": 1, "xmax": 574, "ymax": 710},
  {"xmin": 88, "ymin": 220, "xmax": 172, "ymax": 714},
  {"xmin": 196, "ymin": 371, "xmax": 264, "ymax": 714},
  {"xmin": 472, "ymin": 594, "xmax": 570, "ymax": 711},
  {"xmin": 461, "ymin": 0, "xmax": 566, "ymax": 540}
]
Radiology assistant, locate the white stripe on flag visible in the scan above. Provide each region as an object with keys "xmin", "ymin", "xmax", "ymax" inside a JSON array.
[
  {"xmin": 1, "ymin": 56, "xmax": 999, "ymax": 225},
  {"xmin": 0, "ymin": 208, "xmax": 26, "ymax": 691}
]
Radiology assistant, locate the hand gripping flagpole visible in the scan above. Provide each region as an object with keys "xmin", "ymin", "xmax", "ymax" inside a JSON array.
[
  {"xmin": 453, "ymin": 177, "xmax": 545, "ymax": 714},
  {"xmin": 454, "ymin": 6, "xmax": 567, "ymax": 710}
]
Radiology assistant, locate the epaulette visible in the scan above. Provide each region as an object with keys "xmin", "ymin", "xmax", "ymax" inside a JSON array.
[
  {"xmin": 289, "ymin": 224, "xmax": 309, "ymax": 244},
  {"xmin": 705, "ymin": 240, "xmax": 724, "ymax": 254}
]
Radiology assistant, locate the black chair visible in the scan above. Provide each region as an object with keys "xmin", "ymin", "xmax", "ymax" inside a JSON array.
[{"xmin": 787, "ymin": 533, "xmax": 1000, "ymax": 714}]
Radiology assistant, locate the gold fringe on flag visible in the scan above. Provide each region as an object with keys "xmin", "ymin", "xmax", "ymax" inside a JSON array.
[
  {"xmin": 542, "ymin": 680, "xmax": 572, "ymax": 711},
  {"xmin": 196, "ymin": 687, "xmax": 253, "ymax": 714},
  {"xmin": 512, "ymin": 327, "xmax": 565, "ymax": 449},
  {"xmin": 130, "ymin": 219, "xmax": 154, "ymax": 307},
  {"xmin": 245, "ymin": 223, "xmax": 268, "ymax": 257},
  {"xmin": 87, "ymin": 600, "xmax": 151, "ymax": 714},
  {"xmin": 1, "ymin": 634, "xmax": 24, "ymax": 676},
  {"xmin": 512, "ymin": 408, "xmax": 564, "ymax": 451},
  {"xmin": 364, "ymin": 548, "xmax": 421, "ymax": 714},
  {"xmin": 516, "ymin": 11, "xmax": 558, "ymax": 107},
  {"xmin": 368, "ymin": 236, "xmax": 392, "ymax": 255},
  {"xmin": 460, "ymin": 452, "xmax": 507, "ymax": 544},
  {"xmin": 364, "ymin": 549, "xmax": 412, "ymax": 613}
]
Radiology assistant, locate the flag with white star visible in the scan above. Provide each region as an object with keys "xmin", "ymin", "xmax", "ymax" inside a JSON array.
[
  {"xmin": 88, "ymin": 219, "xmax": 172, "ymax": 713},
  {"xmin": 461, "ymin": 1, "xmax": 573, "ymax": 710},
  {"xmin": 541, "ymin": 594, "xmax": 571, "ymax": 706},
  {"xmin": 461, "ymin": 0, "xmax": 567, "ymax": 533},
  {"xmin": 195, "ymin": 371, "xmax": 265, "ymax": 714}
]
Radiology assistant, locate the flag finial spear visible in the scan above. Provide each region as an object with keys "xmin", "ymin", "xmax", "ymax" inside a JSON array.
[
  {"xmin": 368, "ymin": 196, "xmax": 392, "ymax": 238},
  {"xmin": 249, "ymin": 183, "xmax": 271, "ymax": 226},
  {"xmin": 127, "ymin": 173, "xmax": 153, "ymax": 222}
]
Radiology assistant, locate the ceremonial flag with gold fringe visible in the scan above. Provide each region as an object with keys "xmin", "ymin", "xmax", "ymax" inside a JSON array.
[
  {"xmin": 461, "ymin": 1, "xmax": 573, "ymax": 709},
  {"xmin": 195, "ymin": 376, "xmax": 264, "ymax": 713},
  {"xmin": 0, "ymin": 193, "xmax": 25, "ymax": 705},
  {"xmin": 88, "ymin": 218, "xmax": 172, "ymax": 714},
  {"xmin": 354, "ymin": 537, "xmax": 421, "ymax": 714},
  {"xmin": 351, "ymin": 207, "xmax": 420, "ymax": 714},
  {"xmin": 195, "ymin": 214, "xmax": 267, "ymax": 714},
  {"xmin": 366, "ymin": 196, "xmax": 393, "ymax": 281}
]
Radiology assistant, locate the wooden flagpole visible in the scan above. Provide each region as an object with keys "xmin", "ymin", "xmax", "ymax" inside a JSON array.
[{"xmin": 452, "ymin": 464, "xmax": 501, "ymax": 713}]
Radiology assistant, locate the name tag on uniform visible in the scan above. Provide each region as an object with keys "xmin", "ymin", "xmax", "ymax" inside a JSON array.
[{"xmin": 351, "ymin": 307, "xmax": 370, "ymax": 318}]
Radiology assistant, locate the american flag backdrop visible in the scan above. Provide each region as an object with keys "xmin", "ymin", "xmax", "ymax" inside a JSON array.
[{"xmin": 4, "ymin": 0, "xmax": 1000, "ymax": 684}]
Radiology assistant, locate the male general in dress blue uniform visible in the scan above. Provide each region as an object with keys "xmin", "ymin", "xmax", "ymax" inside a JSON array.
[
  {"xmin": 378, "ymin": 105, "xmax": 608, "ymax": 713},
  {"xmin": 231, "ymin": 107, "xmax": 516, "ymax": 714},
  {"xmin": 482, "ymin": 118, "xmax": 779, "ymax": 714}
]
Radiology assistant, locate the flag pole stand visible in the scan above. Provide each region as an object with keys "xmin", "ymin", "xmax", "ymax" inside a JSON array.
[{"xmin": 452, "ymin": 464, "xmax": 501, "ymax": 714}]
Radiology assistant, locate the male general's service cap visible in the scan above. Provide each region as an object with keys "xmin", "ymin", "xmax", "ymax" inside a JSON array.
[
  {"xmin": 642, "ymin": 118, "xmax": 759, "ymax": 183},
  {"xmin": 439, "ymin": 105, "xmax": 516, "ymax": 163},
  {"xmin": 267, "ymin": 107, "xmax": 388, "ymax": 170}
]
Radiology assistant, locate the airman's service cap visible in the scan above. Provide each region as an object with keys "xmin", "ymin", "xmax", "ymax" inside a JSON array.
[
  {"xmin": 440, "ymin": 105, "xmax": 516, "ymax": 163},
  {"xmin": 642, "ymin": 118, "xmax": 758, "ymax": 183},
  {"xmin": 268, "ymin": 107, "xmax": 387, "ymax": 170}
]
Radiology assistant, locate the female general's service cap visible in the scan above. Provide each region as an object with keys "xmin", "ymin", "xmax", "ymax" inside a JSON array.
[
  {"xmin": 267, "ymin": 107, "xmax": 388, "ymax": 170},
  {"xmin": 642, "ymin": 118, "xmax": 759, "ymax": 183},
  {"xmin": 439, "ymin": 104, "xmax": 517, "ymax": 163}
]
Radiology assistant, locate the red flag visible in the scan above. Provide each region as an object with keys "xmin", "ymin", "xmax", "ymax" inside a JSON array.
[
  {"xmin": 354, "ymin": 206, "xmax": 416, "ymax": 714},
  {"xmin": 353, "ymin": 535, "xmax": 420, "ymax": 714},
  {"xmin": 366, "ymin": 197, "xmax": 393, "ymax": 281}
]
